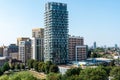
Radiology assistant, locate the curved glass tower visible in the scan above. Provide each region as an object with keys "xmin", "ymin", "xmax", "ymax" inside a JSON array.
[{"xmin": 44, "ymin": 2, "xmax": 68, "ymax": 64}]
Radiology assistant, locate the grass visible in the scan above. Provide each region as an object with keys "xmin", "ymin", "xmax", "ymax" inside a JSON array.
[
  {"xmin": 0, "ymin": 70, "xmax": 46, "ymax": 80},
  {"xmin": 28, "ymin": 70, "xmax": 46, "ymax": 80}
]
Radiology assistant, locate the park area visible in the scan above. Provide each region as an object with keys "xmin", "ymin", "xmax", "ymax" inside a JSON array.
[{"xmin": 0, "ymin": 70, "xmax": 46, "ymax": 80}]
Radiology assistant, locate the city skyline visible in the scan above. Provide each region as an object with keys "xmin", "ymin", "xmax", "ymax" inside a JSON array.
[{"xmin": 0, "ymin": 0, "xmax": 120, "ymax": 47}]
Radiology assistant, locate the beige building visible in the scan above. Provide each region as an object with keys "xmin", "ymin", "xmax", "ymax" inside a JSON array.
[
  {"xmin": 68, "ymin": 36, "xmax": 87, "ymax": 62},
  {"xmin": 32, "ymin": 28, "xmax": 44, "ymax": 61},
  {"xmin": 9, "ymin": 52, "xmax": 19, "ymax": 59},
  {"xmin": 17, "ymin": 37, "xmax": 30, "ymax": 46},
  {"xmin": 32, "ymin": 28, "xmax": 44, "ymax": 38}
]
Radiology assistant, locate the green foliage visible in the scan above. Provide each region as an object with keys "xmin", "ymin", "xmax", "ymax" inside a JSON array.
[
  {"xmin": 0, "ymin": 68, "xmax": 3, "ymax": 75},
  {"xmin": 0, "ymin": 71, "xmax": 38, "ymax": 80},
  {"xmin": 65, "ymin": 75, "xmax": 82, "ymax": 80},
  {"xmin": 79, "ymin": 67, "xmax": 108, "ymax": 80},
  {"xmin": 38, "ymin": 62, "xmax": 45, "ymax": 72},
  {"xmin": 46, "ymin": 73, "xmax": 62, "ymax": 80},
  {"xmin": 45, "ymin": 61, "xmax": 53, "ymax": 74},
  {"xmin": 49, "ymin": 64, "xmax": 59, "ymax": 73},
  {"xmin": 2, "ymin": 62, "xmax": 10, "ymax": 72},
  {"xmin": 91, "ymin": 52, "xmax": 97, "ymax": 58},
  {"xmin": 87, "ymin": 50, "xmax": 91, "ymax": 58},
  {"xmin": 27, "ymin": 59, "xmax": 35, "ymax": 69},
  {"xmin": 10, "ymin": 64, "xmax": 15, "ymax": 70},
  {"xmin": 91, "ymin": 52, "xmax": 103, "ymax": 58},
  {"xmin": 20, "ymin": 64, "xmax": 25, "ymax": 70},
  {"xmin": 98, "ymin": 66, "xmax": 112, "ymax": 76},
  {"xmin": 109, "ymin": 60, "xmax": 115, "ymax": 66},
  {"xmin": 0, "ymin": 75, "xmax": 9, "ymax": 80},
  {"xmin": 65, "ymin": 67, "xmax": 82, "ymax": 77},
  {"xmin": 94, "ymin": 48, "xmax": 105, "ymax": 53},
  {"xmin": 15, "ymin": 64, "xmax": 20, "ymax": 70},
  {"xmin": 110, "ymin": 66, "xmax": 120, "ymax": 80},
  {"xmin": 33, "ymin": 60, "xmax": 39, "ymax": 71}
]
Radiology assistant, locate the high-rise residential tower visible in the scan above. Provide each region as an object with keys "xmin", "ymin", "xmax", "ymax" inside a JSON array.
[
  {"xmin": 18, "ymin": 38, "xmax": 31, "ymax": 65},
  {"xmin": 44, "ymin": 2, "xmax": 68, "ymax": 64},
  {"xmin": 93, "ymin": 42, "xmax": 97, "ymax": 49},
  {"xmin": 32, "ymin": 28, "xmax": 44, "ymax": 61}
]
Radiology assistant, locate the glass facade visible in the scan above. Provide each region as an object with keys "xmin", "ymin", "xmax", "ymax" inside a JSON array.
[{"xmin": 44, "ymin": 2, "xmax": 68, "ymax": 64}]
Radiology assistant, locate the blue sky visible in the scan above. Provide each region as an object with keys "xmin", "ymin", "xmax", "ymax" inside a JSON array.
[{"xmin": 0, "ymin": 0, "xmax": 120, "ymax": 47}]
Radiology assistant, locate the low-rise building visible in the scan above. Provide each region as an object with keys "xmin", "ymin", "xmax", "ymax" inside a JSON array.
[{"xmin": 0, "ymin": 56, "xmax": 11, "ymax": 67}]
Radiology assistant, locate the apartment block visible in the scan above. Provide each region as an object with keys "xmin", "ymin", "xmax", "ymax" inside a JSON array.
[
  {"xmin": 32, "ymin": 28, "xmax": 44, "ymax": 61},
  {"xmin": 68, "ymin": 36, "xmax": 87, "ymax": 62},
  {"xmin": 19, "ymin": 38, "xmax": 31, "ymax": 64}
]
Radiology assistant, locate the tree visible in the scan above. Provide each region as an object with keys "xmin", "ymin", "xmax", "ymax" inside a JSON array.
[
  {"xmin": 87, "ymin": 50, "xmax": 91, "ymax": 58},
  {"xmin": 98, "ymin": 66, "xmax": 112, "ymax": 76},
  {"xmin": 91, "ymin": 52, "xmax": 97, "ymax": 58},
  {"xmin": 38, "ymin": 62, "xmax": 45, "ymax": 72},
  {"xmin": 110, "ymin": 66, "xmax": 120, "ymax": 80},
  {"xmin": 20, "ymin": 64, "xmax": 25, "ymax": 70},
  {"xmin": 27, "ymin": 59, "xmax": 35, "ymax": 69},
  {"xmin": 2, "ymin": 62, "xmax": 10, "ymax": 72},
  {"xmin": 33, "ymin": 60, "xmax": 39, "ymax": 71},
  {"xmin": 64, "ymin": 75, "xmax": 81, "ymax": 80},
  {"xmin": 65, "ymin": 67, "xmax": 82, "ymax": 77},
  {"xmin": 45, "ymin": 61, "xmax": 53, "ymax": 74},
  {"xmin": 10, "ymin": 64, "xmax": 15, "ymax": 70},
  {"xmin": 79, "ymin": 67, "xmax": 108, "ymax": 80},
  {"xmin": 41, "ymin": 63, "xmax": 46, "ymax": 72},
  {"xmin": 49, "ymin": 64, "xmax": 59, "ymax": 73},
  {"xmin": 0, "ymin": 68, "xmax": 3, "ymax": 75},
  {"xmin": 109, "ymin": 60, "xmax": 115, "ymax": 66},
  {"xmin": 15, "ymin": 64, "xmax": 20, "ymax": 70}
]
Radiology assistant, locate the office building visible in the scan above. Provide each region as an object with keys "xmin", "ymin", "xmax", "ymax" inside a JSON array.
[
  {"xmin": 44, "ymin": 2, "xmax": 68, "ymax": 64},
  {"xmin": 19, "ymin": 38, "xmax": 31, "ymax": 64},
  {"xmin": 68, "ymin": 36, "xmax": 87, "ymax": 62},
  {"xmin": 32, "ymin": 28, "xmax": 44, "ymax": 61}
]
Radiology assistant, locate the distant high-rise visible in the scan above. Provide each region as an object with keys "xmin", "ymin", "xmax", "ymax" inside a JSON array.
[
  {"xmin": 93, "ymin": 42, "xmax": 97, "ymax": 49},
  {"xmin": 32, "ymin": 28, "xmax": 44, "ymax": 61},
  {"xmin": 115, "ymin": 44, "xmax": 118, "ymax": 49},
  {"xmin": 44, "ymin": 2, "xmax": 68, "ymax": 64}
]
